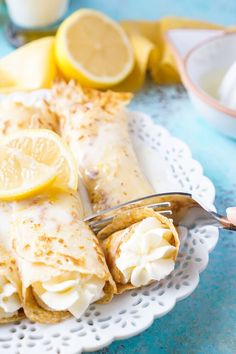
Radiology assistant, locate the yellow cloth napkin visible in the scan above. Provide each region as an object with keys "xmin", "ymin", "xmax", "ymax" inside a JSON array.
[{"xmin": 115, "ymin": 16, "xmax": 224, "ymax": 91}]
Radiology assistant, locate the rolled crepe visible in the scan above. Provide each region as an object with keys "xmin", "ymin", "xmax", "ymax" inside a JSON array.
[
  {"xmin": 0, "ymin": 99, "xmax": 58, "ymax": 138},
  {"xmin": 50, "ymin": 80, "xmax": 153, "ymax": 212},
  {"xmin": 0, "ymin": 98, "xmax": 59, "ymax": 323},
  {"xmin": 98, "ymin": 208, "xmax": 180, "ymax": 294},
  {"xmin": 0, "ymin": 202, "xmax": 23, "ymax": 323},
  {"xmin": 11, "ymin": 189, "xmax": 116, "ymax": 324}
]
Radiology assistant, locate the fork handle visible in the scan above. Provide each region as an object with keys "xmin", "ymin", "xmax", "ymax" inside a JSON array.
[{"xmin": 227, "ymin": 207, "xmax": 236, "ymax": 226}]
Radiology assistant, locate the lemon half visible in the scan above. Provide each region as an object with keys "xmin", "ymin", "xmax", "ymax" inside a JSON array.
[{"xmin": 55, "ymin": 9, "xmax": 134, "ymax": 88}]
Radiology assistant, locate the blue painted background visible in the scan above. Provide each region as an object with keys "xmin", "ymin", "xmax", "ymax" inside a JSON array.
[{"xmin": 0, "ymin": 1, "xmax": 235, "ymax": 353}]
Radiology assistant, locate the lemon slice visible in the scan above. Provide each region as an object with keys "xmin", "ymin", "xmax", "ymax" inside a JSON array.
[
  {"xmin": 55, "ymin": 9, "xmax": 134, "ymax": 88},
  {"xmin": 0, "ymin": 146, "xmax": 57, "ymax": 201},
  {"xmin": 2, "ymin": 129, "xmax": 78, "ymax": 191}
]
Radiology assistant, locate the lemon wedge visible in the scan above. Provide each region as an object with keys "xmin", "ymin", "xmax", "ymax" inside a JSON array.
[
  {"xmin": 0, "ymin": 146, "xmax": 57, "ymax": 201},
  {"xmin": 55, "ymin": 9, "xmax": 134, "ymax": 88},
  {"xmin": 0, "ymin": 37, "xmax": 56, "ymax": 94},
  {"xmin": 1, "ymin": 129, "xmax": 78, "ymax": 191}
]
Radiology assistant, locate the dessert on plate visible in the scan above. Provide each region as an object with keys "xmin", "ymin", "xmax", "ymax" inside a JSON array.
[
  {"xmin": 0, "ymin": 80, "xmax": 179, "ymax": 322},
  {"xmin": 50, "ymin": 80, "xmax": 180, "ymax": 292}
]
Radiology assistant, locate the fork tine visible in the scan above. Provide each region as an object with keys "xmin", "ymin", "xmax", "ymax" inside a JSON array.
[
  {"xmin": 147, "ymin": 202, "xmax": 171, "ymax": 208},
  {"xmin": 88, "ymin": 216, "xmax": 113, "ymax": 228},
  {"xmin": 158, "ymin": 210, "xmax": 172, "ymax": 216}
]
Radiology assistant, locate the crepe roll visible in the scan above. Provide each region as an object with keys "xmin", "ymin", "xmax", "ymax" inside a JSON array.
[
  {"xmin": 50, "ymin": 80, "xmax": 153, "ymax": 212},
  {"xmin": 0, "ymin": 99, "xmax": 58, "ymax": 137},
  {"xmin": 99, "ymin": 208, "xmax": 179, "ymax": 293},
  {"xmin": 11, "ymin": 190, "xmax": 115, "ymax": 324},
  {"xmin": 0, "ymin": 203, "xmax": 23, "ymax": 323}
]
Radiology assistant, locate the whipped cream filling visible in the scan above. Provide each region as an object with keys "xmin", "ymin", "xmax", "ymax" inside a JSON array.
[
  {"xmin": 116, "ymin": 217, "xmax": 177, "ymax": 287},
  {"xmin": 0, "ymin": 276, "xmax": 21, "ymax": 319},
  {"xmin": 33, "ymin": 274, "xmax": 104, "ymax": 318}
]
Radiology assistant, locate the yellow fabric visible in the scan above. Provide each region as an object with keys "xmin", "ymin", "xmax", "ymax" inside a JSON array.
[
  {"xmin": 116, "ymin": 16, "xmax": 224, "ymax": 91},
  {"xmin": 0, "ymin": 37, "xmax": 56, "ymax": 93}
]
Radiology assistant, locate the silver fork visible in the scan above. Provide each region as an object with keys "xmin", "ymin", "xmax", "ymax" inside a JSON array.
[{"xmin": 84, "ymin": 192, "xmax": 236, "ymax": 238}]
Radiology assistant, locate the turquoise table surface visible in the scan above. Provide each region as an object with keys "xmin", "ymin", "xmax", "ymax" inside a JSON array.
[{"xmin": 0, "ymin": 1, "xmax": 236, "ymax": 353}]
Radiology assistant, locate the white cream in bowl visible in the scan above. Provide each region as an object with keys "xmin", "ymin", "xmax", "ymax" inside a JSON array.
[
  {"xmin": 218, "ymin": 61, "xmax": 236, "ymax": 110},
  {"xmin": 166, "ymin": 29, "xmax": 236, "ymax": 138}
]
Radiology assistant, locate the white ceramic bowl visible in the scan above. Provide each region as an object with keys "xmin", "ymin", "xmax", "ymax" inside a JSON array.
[{"xmin": 167, "ymin": 30, "xmax": 236, "ymax": 138}]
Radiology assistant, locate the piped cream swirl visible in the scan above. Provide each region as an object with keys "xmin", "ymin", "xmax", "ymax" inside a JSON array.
[
  {"xmin": 116, "ymin": 217, "xmax": 177, "ymax": 287},
  {"xmin": 33, "ymin": 273, "xmax": 104, "ymax": 318}
]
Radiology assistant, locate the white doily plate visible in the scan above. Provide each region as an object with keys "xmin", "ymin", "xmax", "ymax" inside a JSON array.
[{"xmin": 0, "ymin": 95, "xmax": 218, "ymax": 354}]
